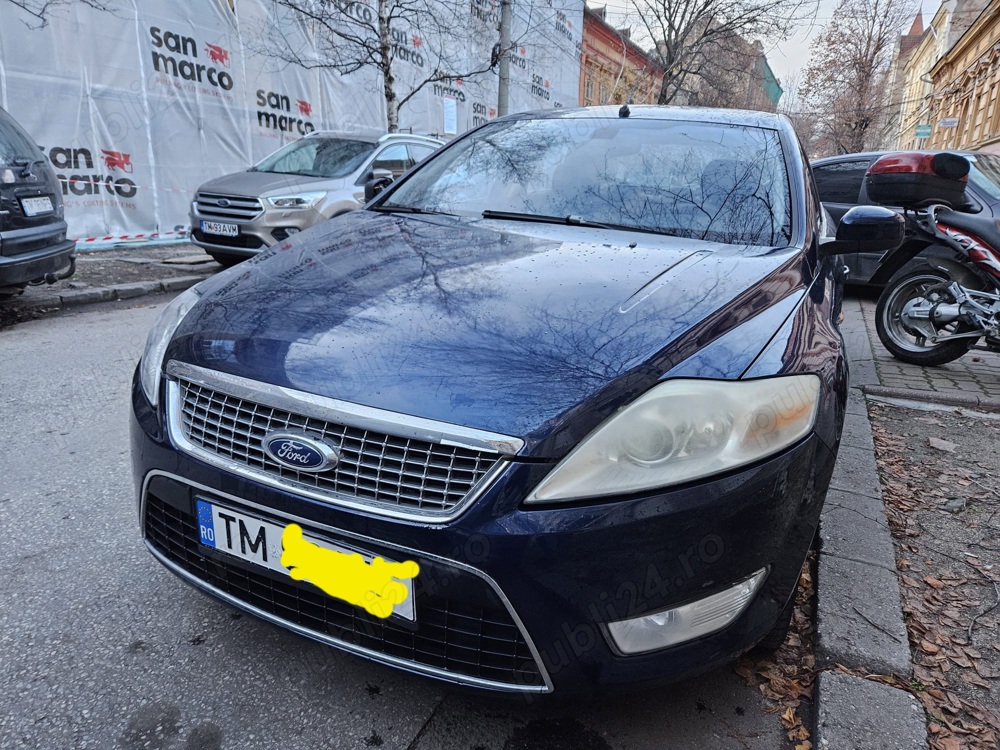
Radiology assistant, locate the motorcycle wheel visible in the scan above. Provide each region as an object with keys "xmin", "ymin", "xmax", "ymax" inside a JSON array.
[{"xmin": 875, "ymin": 270, "xmax": 978, "ymax": 366}]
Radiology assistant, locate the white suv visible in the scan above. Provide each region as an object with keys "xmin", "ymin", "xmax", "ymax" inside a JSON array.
[{"xmin": 189, "ymin": 132, "xmax": 443, "ymax": 266}]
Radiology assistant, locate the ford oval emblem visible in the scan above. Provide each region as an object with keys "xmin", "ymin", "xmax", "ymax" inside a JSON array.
[
  {"xmin": 217, "ymin": 199, "xmax": 230, "ymax": 207},
  {"xmin": 262, "ymin": 432, "xmax": 339, "ymax": 473}
]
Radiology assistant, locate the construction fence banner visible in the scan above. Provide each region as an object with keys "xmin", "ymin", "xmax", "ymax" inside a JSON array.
[{"xmin": 0, "ymin": 0, "xmax": 582, "ymax": 244}]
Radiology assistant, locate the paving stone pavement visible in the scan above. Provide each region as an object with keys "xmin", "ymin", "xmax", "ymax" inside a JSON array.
[{"xmin": 857, "ymin": 297, "xmax": 1000, "ymax": 402}]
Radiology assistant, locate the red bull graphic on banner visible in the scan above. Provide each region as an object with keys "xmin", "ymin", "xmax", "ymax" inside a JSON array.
[{"xmin": 0, "ymin": 0, "xmax": 582, "ymax": 243}]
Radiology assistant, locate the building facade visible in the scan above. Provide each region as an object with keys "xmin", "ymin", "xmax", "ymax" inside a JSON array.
[
  {"xmin": 925, "ymin": 0, "xmax": 1000, "ymax": 152},
  {"xmin": 889, "ymin": 12, "xmax": 929, "ymax": 149},
  {"xmin": 580, "ymin": 6, "xmax": 664, "ymax": 106}
]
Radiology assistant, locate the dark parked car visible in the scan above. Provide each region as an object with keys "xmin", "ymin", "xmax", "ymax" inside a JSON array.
[
  {"xmin": 813, "ymin": 150, "xmax": 1000, "ymax": 285},
  {"xmin": 0, "ymin": 106, "xmax": 75, "ymax": 299},
  {"xmin": 131, "ymin": 106, "xmax": 901, "ymax": 695}
]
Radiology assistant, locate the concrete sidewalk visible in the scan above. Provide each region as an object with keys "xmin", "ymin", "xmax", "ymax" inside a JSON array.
[
  {"xmin": 813, "ymin": 297, "xmax": 927, "ymax": 749},
  {"xmin": 1, "ymin": 243, "xmax": 216, "ymax": 312}
]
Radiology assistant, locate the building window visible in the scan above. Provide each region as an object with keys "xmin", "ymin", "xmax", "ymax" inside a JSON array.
[
  {"xmin": 585, "ymin": 77, "xmax": 594, "ymax": 102},
  {"xmin": 599, "ymin": 83, "xmax": 608, "ymax": 103}
]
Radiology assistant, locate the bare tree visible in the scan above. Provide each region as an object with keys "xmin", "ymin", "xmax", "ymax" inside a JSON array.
[
  {"xmin": 629, "ymin": 0, "xmax": 817, "ymax": 105},
  {"xmin": 264, "ymin": 0, "xmax": 542, "ymax": 132},
  {"xmin": 4, "ymin": 0, "xmax": 114, "ymax": 26},
  {"xmin": 778, "ymin": 71, "xmax": 815, "ymax": 152},
  {"xmin": 801, "ymin": 0, "xmax": 915, "ymax": 156}
]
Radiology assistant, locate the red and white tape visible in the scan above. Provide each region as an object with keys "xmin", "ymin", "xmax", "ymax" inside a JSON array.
[{"xmin": 72, "ymin": 228, "xmax": 191, "ymax": 244}]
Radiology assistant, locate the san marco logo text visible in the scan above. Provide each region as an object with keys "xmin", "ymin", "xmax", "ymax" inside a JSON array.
[
  {"xmin": 48, "ymin": 146, "xmax": 138, "ymax": 199},
  {"xmin": 150, "ymin": 26, "xmax": 235, "ymax": 92}
]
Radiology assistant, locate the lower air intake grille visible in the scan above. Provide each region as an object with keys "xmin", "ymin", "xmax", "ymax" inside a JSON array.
[{"xmin": 144, "ymin": 487, "xmax": 545, "ymax": 691}]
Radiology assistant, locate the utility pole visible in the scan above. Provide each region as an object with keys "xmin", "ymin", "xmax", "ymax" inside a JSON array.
[{"xmin": 497, "ymin": 0, "xmax": 512, "ymax": 115}]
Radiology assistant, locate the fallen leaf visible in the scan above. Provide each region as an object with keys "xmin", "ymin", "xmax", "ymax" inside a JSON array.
[
  {"xmin": 925, "ymin": 576, "xmax": 946, "ymax": 590},
  {"xmin": 962, "ymin": 673, "xmax": 992, "ymax": 689},
  {"xmin": 921, "ymin": 641, "xmax": 941, "ymax": 654}
]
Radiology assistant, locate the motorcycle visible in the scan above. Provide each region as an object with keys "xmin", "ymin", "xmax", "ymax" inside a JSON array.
[{"xmin": 866, "ymin": 152, "xmax": 1000, "ymax": 366}]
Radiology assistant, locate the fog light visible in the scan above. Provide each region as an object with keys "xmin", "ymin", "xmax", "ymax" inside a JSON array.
[
  {"xmin": 286, "ymin": 227, "xmax": 300, "ymax": 234},
  {"xmin": 606, "ymin": 568, "xmax": 768, "ymax": 654}
]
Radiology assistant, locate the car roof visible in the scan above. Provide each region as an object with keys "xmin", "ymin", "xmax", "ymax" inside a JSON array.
[
  {"xmin": 812, "ymin": 150, "xmax": 979, "ymax": 164},
  {"xmin": 303, "ymin": 132, "xmax": 443, "ymax": 145},
  {"xmin": 500, "ymin": 105, "xmax": 785, "ymax": 130}
]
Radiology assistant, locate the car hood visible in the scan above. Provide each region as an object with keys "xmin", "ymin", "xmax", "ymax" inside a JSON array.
[
  {"xmin": 196, "ymin": 170, "xmax": 348, "ymax": 197},
  {"xmin": 169, "ymin": 211, "xmax": 806, "ymax": 456}
]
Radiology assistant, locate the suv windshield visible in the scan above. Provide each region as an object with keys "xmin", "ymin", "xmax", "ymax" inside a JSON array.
[
  {"xmin": 969, "ymin": 153, "xmax": 1000, "ymax": 202},
  {"xmin": 381, "ymin": 117, "xmax": 793, "ymax": 246},
  {"xmin": 0, "ymin": 109, "xmax": 42, "ymax": 167},
  {"xmin": 253, "ymin": 137, "xmax": 376, "ymax": 179}
]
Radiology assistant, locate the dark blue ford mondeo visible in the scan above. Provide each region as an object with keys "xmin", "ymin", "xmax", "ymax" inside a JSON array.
[{"xmin": 130, "ymin": 106, "xmax": 903, "ymax": 696}]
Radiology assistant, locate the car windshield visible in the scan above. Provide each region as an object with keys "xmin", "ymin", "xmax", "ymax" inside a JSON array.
[
  {"xmin": 0, "ymin": 109, "xmax": 42, "ymax": 167},
  {"xmin": 253, "ymin": 137, "xmax": 376, "ymax": 178},
  {"xmin": 381, "ymin": 117, "xmax": 793, "ymax": 246},
  {"xmin": 968, "ymin": 153, "xmax": 1000, "ymax": 202}
]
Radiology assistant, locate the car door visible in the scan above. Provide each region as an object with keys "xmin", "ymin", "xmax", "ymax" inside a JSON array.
[
  {"xmin": 813, "ymin": 159, "xmax": 871, "ymax": 282},
  {"xmin": 408, "ymin": 144, "xmax": 437, "ymax": 167},
  {"xmin": 370, "ymin": 144, "xmax": 413, "ymax": 179}
]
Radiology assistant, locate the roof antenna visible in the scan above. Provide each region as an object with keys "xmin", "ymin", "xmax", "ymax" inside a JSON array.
[{"xmin": 619, "ymin": 103, "xmax": 630, "ymax": 118}]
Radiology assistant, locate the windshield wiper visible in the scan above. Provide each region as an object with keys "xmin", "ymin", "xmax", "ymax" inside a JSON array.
[
  {"xmin": 371, "ymin": 205, "xmax": 455, "ymax": 216},
  {"xmin": 481, "ymin": 209, "xmax": 667, "ymax": 236}
]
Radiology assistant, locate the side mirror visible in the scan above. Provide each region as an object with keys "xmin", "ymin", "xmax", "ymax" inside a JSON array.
[
  {"xmin": 819, "ymin": 205, "xmax": 904, "ymax": 257},
  {"xmin": 364, "ymin": 168, "xmax": 394, "ymax": 202}
]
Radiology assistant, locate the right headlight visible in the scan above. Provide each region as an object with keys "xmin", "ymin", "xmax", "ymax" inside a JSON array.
[
  {"xmin": 139, "ymin": 286, "xmax": 202, "ymax": 407},
  {"xmin": 525, "ymin": 375, "xmax": 821, "ymax": 504}
]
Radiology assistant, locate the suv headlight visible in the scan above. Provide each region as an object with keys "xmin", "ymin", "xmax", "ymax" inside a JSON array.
[
  {"xmin": 139, "ymin": 286, "xmax": 202, "ymax": 406},
  {"xmin": 265, "ymin": 191, "xmax": 326, "ymax": 209},
  {"xmin": 526, "ymin": 375, "xmax": 821, "ymax": 504}
]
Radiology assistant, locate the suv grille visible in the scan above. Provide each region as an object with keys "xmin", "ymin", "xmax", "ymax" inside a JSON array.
[
  {"xmin": 195, "ymin": 192, "xmax": 263, "ymax": 220},
  {"xmin": 171, "ymin": 376, "xmax": 502, "ymax": 519},
  {"xmin": 143, "ymin": 483, "xmax": 546, "ymax": 691}
]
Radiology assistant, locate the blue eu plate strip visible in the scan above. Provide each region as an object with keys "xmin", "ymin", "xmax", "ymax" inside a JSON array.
[{"xmin": 196, "ymin": 500, "xmax": 216, "ymax": 548}]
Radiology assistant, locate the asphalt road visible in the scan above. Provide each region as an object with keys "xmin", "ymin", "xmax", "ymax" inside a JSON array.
[{"xmin": 0, "ymin": 296, "xmax": 786, "ymax": 750}]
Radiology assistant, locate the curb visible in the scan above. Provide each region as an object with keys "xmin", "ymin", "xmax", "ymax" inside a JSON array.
[
  {"xmin": 12, "ymin": 274, "xmax": 210, "ymax": 312},
  {"xmin": 813, "ymin": 297, "xmax": 928, "ymax": 747},
  {"xmin": 862, "ymin": 384, "xmax": 1000, "ymax": 414}
]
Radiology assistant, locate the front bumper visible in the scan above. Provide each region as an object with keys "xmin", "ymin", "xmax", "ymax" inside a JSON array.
[
  {"xmin": 189, "ymin": 205, "xmax": 328, "ymax": 255},
  {"xmin": 131, "ymin": 372, "xmax": 836, "ymax": 696}
]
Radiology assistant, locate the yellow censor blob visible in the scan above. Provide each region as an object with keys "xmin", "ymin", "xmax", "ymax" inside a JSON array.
[{"xmin": 280, "ymin": 524, "xmax": 420, "ymax": 619}]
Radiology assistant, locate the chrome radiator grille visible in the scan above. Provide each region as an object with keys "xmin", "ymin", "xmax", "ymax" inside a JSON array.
[
  {"xmin": 194, "ymin": 192, "xmax": 262, "ymax": 220},
  {"xmin": 171, "ymin": 375, "xmax": 504, "ymax": 518}
]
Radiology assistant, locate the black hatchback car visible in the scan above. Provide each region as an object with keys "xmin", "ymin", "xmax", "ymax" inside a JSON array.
[
  {"xmin": 813, "ymin": 150, "xmax": 1000, "ymax": 285},
  {"xmin": 0, "ymin": 106, "xmax": 75, "ymax": 299},
  {"xmin": 132, "ymin": 107, "xmax": 902, "ymax": 696}
]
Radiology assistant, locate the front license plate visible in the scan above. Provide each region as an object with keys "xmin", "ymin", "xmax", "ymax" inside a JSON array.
[
  {"xmin": 21, "ymin": 196, "xmax": 54, "ymax": 216},
  {"xmin": 194, "ymin": 500, "xmax": 416, "ymax": 621},
  {"xmin": 200, "ymin": 220, "xmax": 239, "ymax": 237}
]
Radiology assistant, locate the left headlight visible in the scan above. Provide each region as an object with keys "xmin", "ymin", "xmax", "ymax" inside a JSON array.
[
  {"xmin": 265, "ymin": 191, "xmax": 326, "ymax": 209},
  {"xmin": 525, "ymin": 375, "xmax": 821, "ymax": 504},
  {"xmin": 139, "ymin": 286, "xmax": 202, "ymax": 407}
]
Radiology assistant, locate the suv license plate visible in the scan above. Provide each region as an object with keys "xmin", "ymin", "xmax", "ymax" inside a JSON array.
[
  {"xmin": 21, "ymin": 196, "xmax": 54, "ymax": 216},
  {"xmin": 200, "ymin": 220, "xmax": 238, "ymax": 237},
  {"xmin": 194, "ymin": 500, "xmax": 416, "ymax": 622}
]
